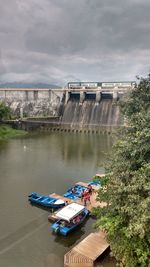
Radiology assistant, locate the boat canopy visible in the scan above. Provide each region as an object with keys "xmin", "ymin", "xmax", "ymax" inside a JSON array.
[{"xmin": 56, "ymin": 203, "xmax": 85, "ymax": 222}]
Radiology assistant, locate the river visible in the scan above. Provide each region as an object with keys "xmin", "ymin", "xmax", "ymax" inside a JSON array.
[{"xmin": 0, "ymin": 132, "xmax": 116, "ymax": 267}]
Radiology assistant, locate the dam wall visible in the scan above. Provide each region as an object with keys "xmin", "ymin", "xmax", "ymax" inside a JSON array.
[
  {"xmin": 0, "ymin": 82, "xmax": 134, "ymax": 129},
  {"xmin": 0, "ymin": 88, "xmax": 64, "ymax": 117}
]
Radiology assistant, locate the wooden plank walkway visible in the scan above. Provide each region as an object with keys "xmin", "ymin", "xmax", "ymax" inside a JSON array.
[{"xmin": 64, "ymin": 231, "xmax": 109, "ymax": 267}]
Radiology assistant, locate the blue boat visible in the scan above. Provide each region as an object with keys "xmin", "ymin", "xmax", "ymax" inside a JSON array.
[
  {"xmin": 28, "ymin": 192, "xmax": 65, "ymax": 209},
  {"xmin": 51, "ymin": 203, "xmax": 89, "ymax": 236},
  {"xmin": 63, "ymin": 184, "xmax": 87, "ymax": 200},
  {"xmin": 88, "ymin": 180, "xmax": 101, "ymax": 187}
]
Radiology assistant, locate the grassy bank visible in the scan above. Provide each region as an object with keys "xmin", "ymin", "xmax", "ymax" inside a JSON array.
[{"xmin": 0, "ymin": 124, "xmax": 27, "ymax": 140}]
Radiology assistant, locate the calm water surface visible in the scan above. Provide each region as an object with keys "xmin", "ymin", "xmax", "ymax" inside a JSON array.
[{"xmin": 0, "ymin": 132, "xmax": 116, "ymax": 267}]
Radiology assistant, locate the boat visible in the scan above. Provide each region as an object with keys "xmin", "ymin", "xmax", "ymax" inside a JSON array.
[
  {"xmin": 63, "ymin": 184, "xmax": 87, "ymax": 200},
  {"xmin": 51, "ymin": 203, "xmax": 89, "ymax": 236},
  {"xmin": 88, "ymin": 180, "xmax": 101, "ymax": 188},
  {"xmin": 28, "ymin": 192, "xmax": 65, "ymax": 209}
]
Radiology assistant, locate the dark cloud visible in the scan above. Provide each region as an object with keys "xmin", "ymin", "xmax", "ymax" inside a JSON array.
[{"xmin": 0, "ymin": 0, "xmax": 149, "ymax": 84}]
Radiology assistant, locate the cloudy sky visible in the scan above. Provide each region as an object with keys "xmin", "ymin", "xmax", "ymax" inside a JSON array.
[{"xmin": 0, "ymin": 0, "xmax": 150, "ymax": 85}]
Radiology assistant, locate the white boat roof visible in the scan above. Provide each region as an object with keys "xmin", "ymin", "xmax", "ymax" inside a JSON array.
[{"xmin": 56, "ymin": 203, "xmax": 85, "ymax": 222}]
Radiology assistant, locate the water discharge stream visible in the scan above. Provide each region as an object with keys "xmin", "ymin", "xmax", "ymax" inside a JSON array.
[{"xmin": 61, "ymin": 99, "xmax": 122, "ymax": 127}]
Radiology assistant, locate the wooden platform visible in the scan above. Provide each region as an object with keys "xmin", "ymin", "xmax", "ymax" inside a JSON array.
[
  {"xmin": 95, "ymin": 173, "xmax": 106, "ymax": 177},
  {"xmin": 48, "ymin": 190, "xmax": 106, "ymax": 222},
  {"xmin": 64, "ymin": 231, "xmax": 109, "ymax": 267}
]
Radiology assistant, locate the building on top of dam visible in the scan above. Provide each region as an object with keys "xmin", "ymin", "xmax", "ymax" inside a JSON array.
[
  {"xmin": 67, "ymin": 81, "xmax": 135, "ymax": 89},
  {"xmin": 63, "ymin": 81, "xmax": 135, "ymax": 104}
]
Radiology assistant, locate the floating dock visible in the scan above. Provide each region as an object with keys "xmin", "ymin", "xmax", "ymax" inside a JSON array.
[
  {"xmin": 64, "ymin": 231, "xmax": 109, "ymax": 267},
  {"xmin": 48, "ymin": 181, "xmax": 106, "ymax": 222}
]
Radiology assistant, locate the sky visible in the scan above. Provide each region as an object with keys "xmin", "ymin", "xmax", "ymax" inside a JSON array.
[{"xmin": 0, "ymin": 0, "xmax": 150, "ymax": 86}]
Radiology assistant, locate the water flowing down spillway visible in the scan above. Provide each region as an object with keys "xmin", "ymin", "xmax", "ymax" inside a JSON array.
[{"xmin": 61, "ymin": 99, "xmax": 122, "ymax": 128}]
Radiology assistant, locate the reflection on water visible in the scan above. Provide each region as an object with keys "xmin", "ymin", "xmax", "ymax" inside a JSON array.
[
  {"xmin": 53, "ymin": 217, "xmax": 90, "ymax": 248},
  {"xmin": 0, "ymin": 132, "xmax": 115, "ymax": 267},
  {"xmin": 58, "ymin": 133, "xmax": 112, "ymax": 165}
]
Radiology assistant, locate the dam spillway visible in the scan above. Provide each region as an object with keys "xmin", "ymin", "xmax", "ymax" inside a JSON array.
[
  {"xmin": 60, "ymin": 98, "xmax": 122, "ymax": 129},
  {"xmin": 59, "ymin": 81, "xmax": 134, "ymax": 130}
]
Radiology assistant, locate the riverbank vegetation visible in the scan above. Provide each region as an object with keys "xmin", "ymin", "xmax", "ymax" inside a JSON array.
[
  {"xmin": 0, "ymin": 101, "xmax": 11, "ymax": 121},
  {"xmin": 0, "ymin": 124, "xmax": 27, "ymax": 140},
  {"xmin": 94, "ymin": 74, "xmax": 150, "ymax": 267},
  {"xmin": 0, "ymin": 102, "xmax": 27, "ymax": 140}
]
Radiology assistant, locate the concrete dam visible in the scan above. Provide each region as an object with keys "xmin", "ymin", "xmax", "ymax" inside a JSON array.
[
  {"xmin": 61, "ymin": 95, "xmax": 121, "ymax": 128},
  {"xmin": 0, "ymin": 82, "xmax": 134, "ymax": 131}
]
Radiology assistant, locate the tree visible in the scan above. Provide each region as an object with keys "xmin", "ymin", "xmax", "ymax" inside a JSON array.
[
  {"xmin": 0, "ymin": 102, "xmax": 11, "ymax": 121},
  {"xmin": 94, "ymin": 74, "xmax": 150, "ymax": 267}
]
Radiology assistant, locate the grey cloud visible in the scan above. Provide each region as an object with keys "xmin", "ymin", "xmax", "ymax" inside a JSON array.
[
  {"xmin": 0, "ymin": 0, "xmax": 149, "ymax": 84},
  {"xmin": 25, "ymin": 0, "xmax": 150, "ymax": 55}
]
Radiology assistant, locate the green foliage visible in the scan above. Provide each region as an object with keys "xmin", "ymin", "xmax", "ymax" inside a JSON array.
[
  {"xmin": 93, "ymin": 175, "xmax": 109, "ymax": 187},
  {"xmin": 0, "ymin": 102, "xmax": 11, "ymax": 121},
  {"xmin": 120, "ymin": 73, "xmax": 150, "ymax": 118},
  {"xmin": 94, "ymin": 74, "xmax": 150, "ymax": 267},
  {"xmin": 0, "ymin": 125, "xmax": 27, "ymax": 140}
]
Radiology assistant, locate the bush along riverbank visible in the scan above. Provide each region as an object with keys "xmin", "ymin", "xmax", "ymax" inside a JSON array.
[
  {"xmin": 94, "ymin": 73, "xmax": 150, "ymax": 267},
  {"xmin": 0, "ymin": 102, "xmax": 28, "ymax": 140},
  {"xmin": 0, "ymin": 124, "xmax": 27, "ymax": 140}
]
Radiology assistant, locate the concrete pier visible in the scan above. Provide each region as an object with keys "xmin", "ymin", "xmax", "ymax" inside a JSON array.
[
  {"xmin": 65, "ymin": 91, "xmax": 70, "ymax": 104},
  {"xmin": 96, "ymin": 91, "xmax": 101, "ymax": 102},
  {"xmin": 113, "ymin": 89, "xmax": 118, "ymax": 100},
  {"xmin": 80, "ymin": 91, "xmax": 85, "ymax": 103}
]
